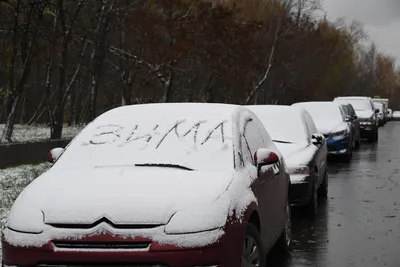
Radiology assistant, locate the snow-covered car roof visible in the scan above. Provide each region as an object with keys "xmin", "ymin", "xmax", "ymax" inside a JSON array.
[
  {"xmin": 247, "ymin": 105, "xmax": 308, "ymax": 144},
  {"xmin": 334, "ymin": 96, "xmax": 372, "ymax": 100},
  {"xmin": 53, "ymin": 103, "xmax": 242, "ymax": 171},
  {"xmin": 292, "ymin": 102, "xmax": 344, "ymax": 126}
]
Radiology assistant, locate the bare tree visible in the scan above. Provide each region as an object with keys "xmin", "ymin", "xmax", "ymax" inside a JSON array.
[
  {"xmin": 1, "ymin": 1, "xmax": 46, "ymax": 142},
  {"xmin": 88, "ymin": 0, "xmax": 115, "ymax": 121}
]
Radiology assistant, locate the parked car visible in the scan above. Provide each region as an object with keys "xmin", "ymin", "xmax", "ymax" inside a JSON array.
[
  {"xmin": 247, "ymin": 105, "xmax": 328, "ymax": 216},
  {"xmin": 340, "ymin": 103, "xmax": 361, "ymax": 149},
  {"xmin": 388, "ymin": 109, "xmax": 393, "ymax": 120},
  {"xmin": 374, "ymin": 102, "xmax": 385, "ymax": 126},
  {"xmin": 292, "ymin": 101, "xmax": 354, "ymax": 162},
  {"xmin": 372, "ymin": 98, "xmax": 389, "ymax": 123},
  {"xmin": 2, "ymin": 103, "xmax": 291, "ymax": 267},
  {"xmin": 334, "ymin": 96, "xmax": 379, "ymax": 143},
  {"xmin": 393, "ymin": 111, "xmax": 400, "ymax": 121}
]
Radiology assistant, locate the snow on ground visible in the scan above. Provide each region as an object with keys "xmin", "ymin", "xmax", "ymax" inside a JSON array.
[
  {"xmin": 0, "ymin": 124, "xmax": 83, "ymax": 143},
  {"xmin": 0, "ymin": 163, "xmax": 51, "ymax": 259}
]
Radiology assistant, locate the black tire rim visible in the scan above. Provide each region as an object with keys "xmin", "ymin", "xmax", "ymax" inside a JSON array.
[{"xmin": 243, "ymin": 234, "xmax": 261, "ymax": 267}]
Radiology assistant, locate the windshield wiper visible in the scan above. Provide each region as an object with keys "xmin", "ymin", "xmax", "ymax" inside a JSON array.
[
  {"xmin": 273, "ymin": 140, "xmax": 293, "ymax": 144},
  {"xmin": 135, "ymin": 163, "xmax": 194, "ymax": 171}
]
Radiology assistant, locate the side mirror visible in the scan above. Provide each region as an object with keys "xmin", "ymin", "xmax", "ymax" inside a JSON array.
[
  {"xmin": 254, "ymin": 148, "xmax": 279, "ymax": 173},
  {"xmin": 344, "ymin": 116, "xmax": 351, "ymax": 122},
  {"xmin": 311, "ymin": 133, "xmax": 324, "ymax": 145},
  {"xmin": 375, "ymin": 109, "xmax": 379, "ymax": 114},
  {"xmin": 46, "ymin": 147, "xmax": 65, "ymax": 163},
  {"xmin": 352, "ymin": 115, "xmax": 358, "ymax": 120}
]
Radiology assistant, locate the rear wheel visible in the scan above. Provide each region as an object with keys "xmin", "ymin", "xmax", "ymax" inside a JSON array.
[{"xmin": 242, "ymin": 224, "xmax": 265, "ymax": 267}]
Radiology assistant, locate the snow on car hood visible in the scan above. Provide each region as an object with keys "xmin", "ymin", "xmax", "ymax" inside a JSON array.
[
  {"xmin": 275, "ymin": 142, "xmax": 317, "ymax": 166},
  {"xmin": 7, "ymin": 167, "xmax": 234, "ymax": 227},
  {"xmin": 355, "ymin": 110, "xmax": 374, "ymax": 119},
  {"xmin": 4, "ymin": 166, "xmax": 258, "ymax": 249}
]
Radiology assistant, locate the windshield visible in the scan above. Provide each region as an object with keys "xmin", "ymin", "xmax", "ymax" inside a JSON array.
[
  {"xmin": 248, "ymin": 106, "xmax": 308, "ymax": 144},
  {"xmin": 375, "ymin": 103, "xmax": 383, "ymax": 112},
  {"xmin": 54, "ymin": 105, "xmax": 234, "ymax": 171},
  {"xmin": 336, "ymin": 99, "xmax": 373, "ymax": 111}
]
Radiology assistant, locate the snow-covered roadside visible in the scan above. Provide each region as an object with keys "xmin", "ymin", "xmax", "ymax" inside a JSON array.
[
  {"xmin": 0, "ymin": 163, "xmax": 51, "ymax": 259},
  {"xmin": 0, "ymin": 124, "xmax": 83, "ymax": 143}
]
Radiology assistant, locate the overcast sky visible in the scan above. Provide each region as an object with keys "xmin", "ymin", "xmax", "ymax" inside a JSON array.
[{"xmin": 323, "ymin": 0, "xmax": 400, "ymax": 63}]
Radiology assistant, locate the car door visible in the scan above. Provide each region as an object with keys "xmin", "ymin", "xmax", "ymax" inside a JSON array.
[
  {"xmin": 240, "ymin": 115, "xmax": 283, "ymax": 248},
  {"xmin": 303, "ymin": 111, "xmax": 327, "ymax": 186},
  {"xmin": 349, "ymin": 104, "xmax": 360, "ymax": 141}
]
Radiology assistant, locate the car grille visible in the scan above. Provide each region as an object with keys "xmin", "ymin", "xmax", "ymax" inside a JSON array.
[
  {"xmin": 47, "ymin": 217, "xmax": 162, "ymax": 230},
  {"xmin": 53, "ymin": 241, "xmax": 151, "ymax": 250}
]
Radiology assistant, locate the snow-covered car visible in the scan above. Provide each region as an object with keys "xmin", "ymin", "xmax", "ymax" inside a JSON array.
[
  {"xmin": 334, "ymin": 96, "xmax": 379, "ymax": 142},
  {"xmin": 247, "ymin": 105, "xmax": 328, "ymax": 216},
  {"xmin": 393, "ymin": 111, "xmax": 400, "ymax": 121},
  {"xmin": 292, "ymin": 102, "xmax": 354, "ymax": 162},
  {"xmin": 1, "ymin": 103, "xmax": 291, "ymax": 267}
]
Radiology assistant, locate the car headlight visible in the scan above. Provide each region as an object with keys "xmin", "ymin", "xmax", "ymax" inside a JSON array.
[
  {"xmin": 165, "ymin": 203, "xmax": 229, "ymax": 235},
  {"xmin": 6, "ymin": 209, "xmax": 44, "ymax": 234},
  {"xmin": 330, "ymin": 129, "xmax": 348, "ymax": 140},
  {"xmin": 288, "ymin": 166, "xmax": 310, "ymax": 175}
]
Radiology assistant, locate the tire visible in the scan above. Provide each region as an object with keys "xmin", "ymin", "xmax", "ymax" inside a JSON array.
[
  {"xmin": 242, "ymin": 223, "xmax": 266, "ymax": 267},
  {"xmin": 306, "ymin": 180, "xmax": 318, "ymax": 217},
  {"xmin": 318, "ymin": 171, "xmax": 328, "ymax": 198},
  {"xmin": 274, "ymin": 199, "xmax": 292, "ymax": 253},
  {"xmin": 375, "ymin": 129, "xmax": 379, "ymax": 141}
]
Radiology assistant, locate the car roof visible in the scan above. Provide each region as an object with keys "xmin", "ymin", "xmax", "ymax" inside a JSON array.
[
  {"xmin": 97, "ymin": 103, "xmax": 244, "ymax": 122},
  {"xmin": 334, "ymin": 96, "xmax": 371, "ymax": 100},
  {"xmin": 247, "ymin": 104, "xmax": 303, "ymax": 115},
  {"xmin": 293, "ymin": 101, "xmax": 341, "ymax": 108}
]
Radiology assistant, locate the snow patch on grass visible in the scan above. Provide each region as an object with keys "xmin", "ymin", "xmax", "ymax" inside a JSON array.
[
  {"xmin": 0, "ymin": 163, "xmax": 50, "ymax": 259},
  {"xmin": 0, "ymin": 124, "xmax": 83, "ymax": 143}
]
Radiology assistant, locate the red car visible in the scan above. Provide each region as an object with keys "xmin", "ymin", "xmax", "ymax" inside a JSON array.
[{"xmin": 2, "ymin": 103, "xmax": 291, "ymax": 267}]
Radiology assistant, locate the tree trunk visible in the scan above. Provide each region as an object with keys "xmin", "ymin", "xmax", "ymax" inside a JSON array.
[
  {"xmin": 88, "ymin": 0, "xmax": 114, "ymax": 121},
  {"xmin": 1, "ymin": 94, "xmax": 20, "ymax": 142}
]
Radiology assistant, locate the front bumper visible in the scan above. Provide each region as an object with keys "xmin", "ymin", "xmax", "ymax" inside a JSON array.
[
  {"xmin": 326, "ymin": 136, "xmax": 351, "ymax": 156},
  {"xmin": 1, "ymin": 224, "xmax": 245, "ymax": 267},
  {"xmin": 359, "ymin": 122, "xmax": 377, "ymax": 137},
  {"xmin": 290, "ymin": 174, "xmax": 313, "ymax": 206}
]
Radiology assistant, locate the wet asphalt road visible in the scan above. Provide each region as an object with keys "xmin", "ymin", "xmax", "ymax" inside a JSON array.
[{"xmin": 268, "ymin": 121, "xmax": 400, "ymax": 267}]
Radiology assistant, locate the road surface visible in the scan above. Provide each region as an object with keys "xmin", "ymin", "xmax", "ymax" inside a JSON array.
[{"xmin": 268, "ymin": 121, "xmax": 400, "ymax": 267}]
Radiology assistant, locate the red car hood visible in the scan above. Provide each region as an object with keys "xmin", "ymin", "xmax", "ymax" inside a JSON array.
[{"xmin": 12, "ymin": 167, "xmax": 234, "ymax": 226}]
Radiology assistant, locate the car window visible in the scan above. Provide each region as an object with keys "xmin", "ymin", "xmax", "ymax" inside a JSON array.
[
  {"xmin": 341, "ymin": 105, "xmax": 350, "ymax": 115},
  {"xmin": 240, "ymin": 116, "xmax": 275, "ymax": 166},
  {"xmin": 303, "ymin": 111, "xmax": 318, "ymax": 138},
  {"xmin": 349, "ymin": 105, "xmax": 356, "ymax": 116}
]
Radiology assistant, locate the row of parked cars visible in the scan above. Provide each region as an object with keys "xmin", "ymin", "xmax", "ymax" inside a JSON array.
[{"xmin": 0, "ymin": 97, "xmax": 387, "ymax": 267}]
